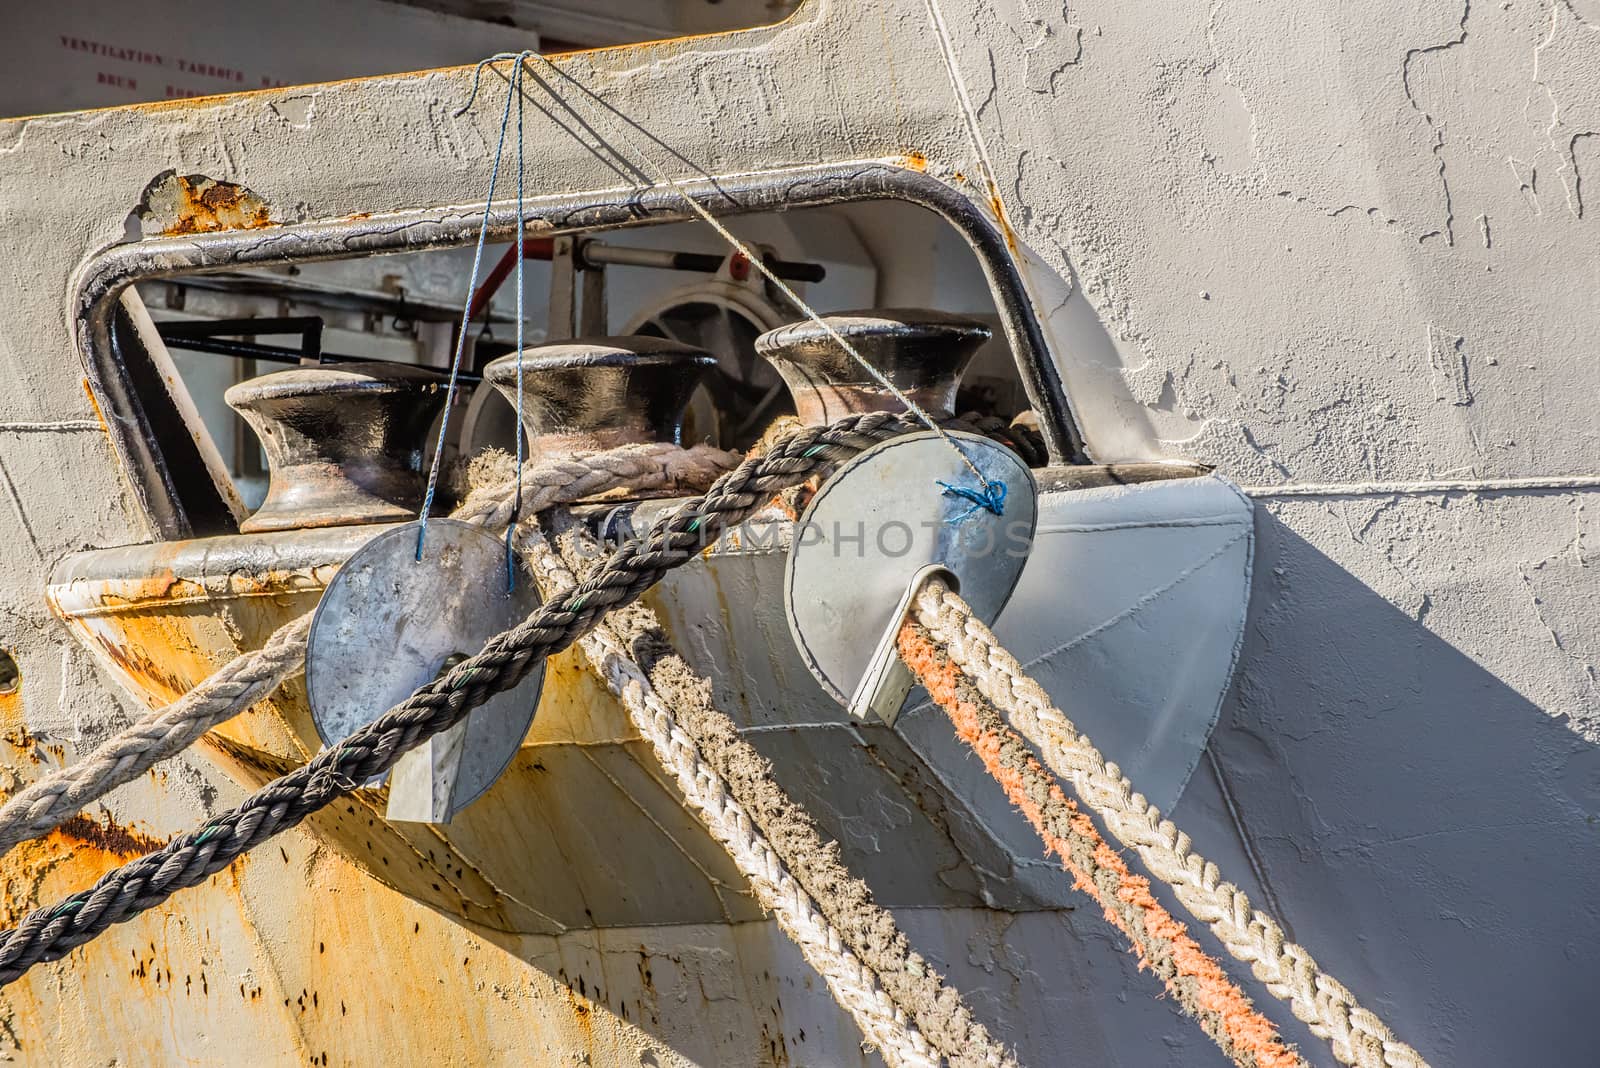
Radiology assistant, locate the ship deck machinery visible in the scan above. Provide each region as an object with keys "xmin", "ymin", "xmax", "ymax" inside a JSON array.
[{"xmin": 0, "ymin": 2, "xmax": 1597, "ymax": 1065}]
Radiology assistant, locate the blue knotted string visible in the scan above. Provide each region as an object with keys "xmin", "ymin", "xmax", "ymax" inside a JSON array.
[
  {"xmin": 414, "ymin": 51, "xmax": 532, "ymax": 563},
  {"xmin": 937, "ymin": 478, "xmax": 1007, "ymax": 523}
]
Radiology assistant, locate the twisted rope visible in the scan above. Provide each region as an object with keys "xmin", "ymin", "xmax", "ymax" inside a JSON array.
[
  {"xmin": 0, "ymin": 614, "xmax": 312, "ymax": 856},
  {"xmin": 452, "ymin": 442, "xmax": 735, "ymax": 529},
  {"xmin": 525, "ymin": 534, "xmax": 934, "ymax": 1067},
  {"xmin": 0, "ymin": 443, "xmax": 739, "ymax": 860},
  {"xmin": 533, "ymin": 525, "xmax": 1015, "ymax": 1068},
  {"xmin": 898, "ymin": 618, "xmax": 1303, "ymax": 1068},
  {"xmin": 599, "ymin": 647, "xmax": 938, "ymax": 1066},
  {"xmin": 909, "ymin": 577, "xmax": 1429, "ymax": 1068},
  {"xmin": 0, "ymin": 413, "xmax": 924, "ymax": 986}
]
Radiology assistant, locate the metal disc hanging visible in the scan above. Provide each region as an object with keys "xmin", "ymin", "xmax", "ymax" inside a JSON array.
[
  {"xmin": 784, "ymin": 431, "xmax": 1037, "ymax": 723},
  {"xmin": 306, "ymin": 518, "xmax": 544, "ymax": 823}
]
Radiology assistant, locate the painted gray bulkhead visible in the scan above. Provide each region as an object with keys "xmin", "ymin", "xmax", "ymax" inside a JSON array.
[{"xmin": 0, "ymin": 0, "xmax": 1597, "ymax": 1064}]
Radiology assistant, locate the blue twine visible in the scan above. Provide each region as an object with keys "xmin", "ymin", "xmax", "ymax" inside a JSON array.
[
  {"xmin": 937, "ymin": 478, "xmax": 1007, "ymax": 523},
  {"xmin": 506, "ymin": 54, "xmax": 530, "ymax": 592},
  {"xmin": 416, "ymin": 51, "xmax": 534, "ymax": 564}
]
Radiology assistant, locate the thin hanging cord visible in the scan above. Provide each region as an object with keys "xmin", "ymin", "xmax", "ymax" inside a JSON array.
[
  {"xmin": 506, "ymin": 53, "xmax": 533, "ymax": 589},
  {"xmin": 416, "ymin": 52, "xmax": 529, "ymax": 561},
  {"xmin": 480, "ymin": 51, "xmax": 1001, "ymax": 510}
]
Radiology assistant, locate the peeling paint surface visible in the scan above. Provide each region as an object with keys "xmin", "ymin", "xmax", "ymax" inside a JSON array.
[
  {"xmin": 0, "ymin": 0, "xmax": 1594, "ymax": 1064},
  {"xmin": 136, "ymin": 169, "xmax": 275, "ymax": 236}
]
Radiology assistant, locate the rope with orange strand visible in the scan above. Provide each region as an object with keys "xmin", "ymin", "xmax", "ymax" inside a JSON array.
[
  {"xmin": 898, "ymin": 616, "xmax": 1304, "ymax": 1068},
  {"xmin": 906, "ymin": 575, "xmax": 1429, "ymax": 1068}
]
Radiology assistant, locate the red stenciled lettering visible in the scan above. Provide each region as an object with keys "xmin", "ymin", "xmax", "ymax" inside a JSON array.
[{"xmin": 64, "ymin": 36, "xmax": 167, "ymax": 67}]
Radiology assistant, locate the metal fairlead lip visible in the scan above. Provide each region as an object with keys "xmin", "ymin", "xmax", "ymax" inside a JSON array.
[
  {"xmin": 753, "ymin": 308, "xmax": 993, "ymax": 355},
  {"xmin": 74, "ymin": 159, "xmax": 1086, "ymax": 539}
]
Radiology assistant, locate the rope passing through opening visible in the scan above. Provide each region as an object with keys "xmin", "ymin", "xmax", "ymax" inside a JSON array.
[
  {"xmin": 533, "ymin": 521, "xmax": 1016, "ymax": 1068},
  {"xmin": 525, "ymin": 526, "xmax": 1007, "ymax": 1068},
  {"xmin": 0, "ymin": 442, "xmax": 737, "ymax": 862},
  {"xmin": 898, "ymin": 616, "xmax": 1305, "ymax": 1068}
]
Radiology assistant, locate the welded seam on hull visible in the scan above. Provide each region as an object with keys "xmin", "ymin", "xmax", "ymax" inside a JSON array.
[{"xmin": 1244, "ymin": 474, "xmax": 1600, "ymax": 497}]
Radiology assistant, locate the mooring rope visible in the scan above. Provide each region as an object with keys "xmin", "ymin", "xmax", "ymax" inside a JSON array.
[
  {"xmin": 528, "ymin": 534, "xmax": 930, "ymax": 1067},
  {"xmin": 0, "ymin": 413, "xmax": 926, "ymax": 985},
  {"xmin": 0, "ymin": 442, "xmax": 737, "ymax": 860},
  {"xmin": 451, "ymin": 442, "xmax": 733, "ymax": 529},
  {"xmin": 591, "ymin": 645, "xmax": 940, "ymax": 1068},
  {"xmin": 530, "ymin": 524, "xmax": 1016, "ymax": 1068},
  {"xmin": 0, "ymin": 613, "xmax": 313, "ymax": 857},
  {"xmin": 906, "ymin": 576, "xmax": 1429, "ymax": 1068},
  {"xmin": 898, "ymin": 618, "xmax": 1303, "ymax": 1068}
]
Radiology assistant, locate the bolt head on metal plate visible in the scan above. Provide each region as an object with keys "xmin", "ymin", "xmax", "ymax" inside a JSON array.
[
  {"xmin": 784, "ymin": 431, "xmax": 1037, "ymax": 723},
  {"xmin": 306, "ymin": 518, "xmax": 544, "ymax": 823}
]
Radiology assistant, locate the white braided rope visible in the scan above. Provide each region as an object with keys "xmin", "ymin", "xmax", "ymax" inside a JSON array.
[
  {"xmin": 0, "ymin": 612, "xmax": 313, "ymax": 855},
  {"xmin": 911, "ymin": 578, "xmax": 1429, "ymax": 1068},
  {"xmin": 598, "ymin": 648, "xmax": 935, "ymax": 1068},
  {"xmin": 0, "ymin": 444, "xmax": 739, "ymax": 857},
  {"xmin": 527, "ymin": 537, "xmax": 935, "ymax": 1068}
]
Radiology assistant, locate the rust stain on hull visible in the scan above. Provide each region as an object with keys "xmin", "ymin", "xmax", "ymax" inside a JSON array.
[
  {"xmin": 0, "ymin": 812, "xmax": 172, "ymax": 928},
  {"xmin": 79, "ymin": 378, "xmax": 110, "ymax": 436},
  {"xmin": 137, "ymin": 170, "xmax": 274, "ymax": 236},
  {"xmin": 54, "ymin": 813, "xmax": 168, "ymax": 857}
]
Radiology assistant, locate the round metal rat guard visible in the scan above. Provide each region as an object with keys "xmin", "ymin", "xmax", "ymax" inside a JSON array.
[
  {"xmin": 305, "ymin": 519, "xmax": 544, "ymax": 822},
  {"xmin": 785, "ymin": 431, "xmax": 1037, "ymax": 722}
]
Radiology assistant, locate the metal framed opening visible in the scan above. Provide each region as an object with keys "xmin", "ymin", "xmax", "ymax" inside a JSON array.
[{"xmin": 74, "ymin": 160, "xmax": 1085, "ymax": 539}]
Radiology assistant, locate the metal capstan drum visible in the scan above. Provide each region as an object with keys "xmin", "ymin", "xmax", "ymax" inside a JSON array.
[
  {"xmin": 225, "ymin": 361, "xmax": 447, "ymax": 533},
  {"xmin": 753, "ymin": 308, "xmax": 990, "ymax": 424},
  {"xmin": 481, "ymin": 335, "xmax": 717, "ymax": 462}
]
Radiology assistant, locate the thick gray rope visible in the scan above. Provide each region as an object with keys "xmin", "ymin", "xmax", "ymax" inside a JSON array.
[
  {"xmin": 533, "ymin": 524, "xmax": 1016, "ymax": 1068},
  {"xmin": 0, "ymin": 442, "xmax": 737, "ymax": 858},
  {"xmin": 452, "ymin": 441, "xmax": 735, "ymax": 528},
  {"xmin": 0, "ymin": 614, "xmax": 312, "ymax": 856}
]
